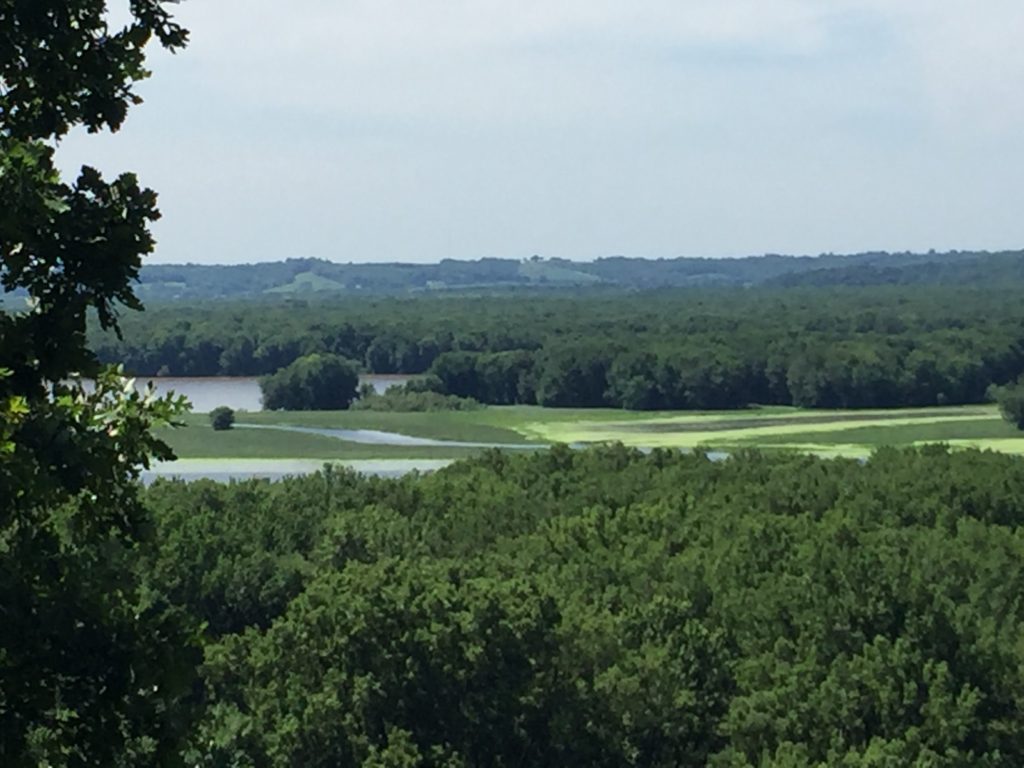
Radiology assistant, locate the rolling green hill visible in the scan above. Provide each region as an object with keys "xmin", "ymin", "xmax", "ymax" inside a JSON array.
[
  {"xmin": 264, "ymin": 270, "xmax": 348, "ymax": 294},
  {"xmin": 133, "ymin": 249, "xmax": 1024, "ymax": 300}
]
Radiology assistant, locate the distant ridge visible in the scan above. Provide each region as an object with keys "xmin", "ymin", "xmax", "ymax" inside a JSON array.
[{"xmin": 133, "ymin": 250, "xmax": 1024, "ymax": 300}]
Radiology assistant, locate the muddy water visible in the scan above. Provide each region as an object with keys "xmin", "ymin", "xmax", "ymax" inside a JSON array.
[{"xmin": 108, "ymin": 375, "xmax": 412, "ymax": 413}]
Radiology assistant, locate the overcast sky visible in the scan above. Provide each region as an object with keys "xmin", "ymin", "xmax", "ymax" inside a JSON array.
[{"xmin": 57, "ymin": 0, "xmax": 1024, "ymax": 265}]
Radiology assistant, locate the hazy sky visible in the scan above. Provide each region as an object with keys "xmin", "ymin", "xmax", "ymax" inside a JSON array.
[{"xmin": 57, "ymin": 0, "xmax": 1024, "ymax": 265}]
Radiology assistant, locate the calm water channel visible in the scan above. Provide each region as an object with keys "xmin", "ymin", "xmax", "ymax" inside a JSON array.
[
  {"xmin": 141, "ymin": 458, "xmax": 454, "ymax": 484},
  {"xmin": 121, "ymin": 375, "xmax": 411, "ymax": 413}
]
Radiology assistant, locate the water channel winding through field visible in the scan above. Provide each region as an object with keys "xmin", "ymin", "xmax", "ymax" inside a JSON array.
[
  {"xmin": 238, "ymin": 423, "xmax": 543, "ymax": 449},
  {"xmin": 145, "ymin": 422, "xmax": 544, "ymax": 484}
]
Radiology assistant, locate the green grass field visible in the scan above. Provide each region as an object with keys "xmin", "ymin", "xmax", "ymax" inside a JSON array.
[
  {"xmin": 515, "ymin": 405, "xmax": 1016, "ymax": 457},
  {"xmin": 263, "ymin": 270, "xmax": 347, "ymax": 294},
  {"xmin": 738, "ymin": 416, "xmax": 1019, "ymax": 446},
  {"xmin": 161, "ymin": 404, "xmax": 1022, "ymax": 461},
  {"xmin": 159, "ymin": 414, "xmax": 486, "ymax": 460},
  {"xmin": 235, "ymin": 409, "xmax": 535, "ymax": 443}
]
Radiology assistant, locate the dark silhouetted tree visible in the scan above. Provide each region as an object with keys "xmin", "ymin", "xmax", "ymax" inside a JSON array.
[{"xmin": 0, "ymin": 2, "xmax": 199, "ymax": 765}]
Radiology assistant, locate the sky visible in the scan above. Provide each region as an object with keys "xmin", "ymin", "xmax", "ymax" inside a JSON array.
[{"xmin": 57, "ymin": 0, "xmax": 1024, "ymax": 265}]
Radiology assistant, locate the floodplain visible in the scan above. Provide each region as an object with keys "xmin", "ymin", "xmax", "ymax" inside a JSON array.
[{"xmin": 157, "ymin": 404, "xmax": 1021, "ymax": 479}]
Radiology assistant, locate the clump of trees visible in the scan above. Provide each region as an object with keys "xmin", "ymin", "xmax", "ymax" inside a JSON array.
[
  {"xmin": 209, "ymin": 406, "xmax": 235, "ymax": 430},
  {"xmin": 353, "ymin": 377, "xmax": 482, "ymax": 412},
  {"xmin": 260, "ymin": 353, "xmax": 359, "ymax": 410},
  {"xmin": 995, "ymin": 379, "xmax": 1024, "ymax": 429}
]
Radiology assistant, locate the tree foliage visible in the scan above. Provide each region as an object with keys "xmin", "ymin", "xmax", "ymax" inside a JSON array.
[
  {"xmin": 260, "ymin": 353, "xmax": 360, "ymax": 410},
  {"xmin": 0, "ymin": 2, "xmax": 197, "ymax": 764},
  {"xmin": 353, "ymin": 381, "xmax": 481, "ymax": 412},
  {"xmin": 137, "ymin": 446, "xmax": 1024, "ymax": 766},
  {"xmin": 209, "ymin": 405, "xmax": 235, "ymax": 430},
  {"xmin": 95, "ymin": 287, "xmax": 1024, "ymax": 410},
  {"xmin": 995, "ymin": 380, "xmax": 1024, "ymax": 430}
]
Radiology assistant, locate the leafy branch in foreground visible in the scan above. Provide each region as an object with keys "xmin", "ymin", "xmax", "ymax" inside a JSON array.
[{"xmin": 1, "ymin": 1, "xmax": 197, "ymax": 765}]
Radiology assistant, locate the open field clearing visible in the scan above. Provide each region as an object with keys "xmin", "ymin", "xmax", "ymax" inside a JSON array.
[
  {"xmin": 235, "ymin": 409, "xmax": 534, "ymax": 444},
  {"xmin": 515, "ymin": 406, "xmax": 1005, "ymax": 448},
  {"xmin": 158, "ymin": 414, "xmax": 485, "ymax": 460},
  {"xmin": 729, "ymin": 416, "xmax": 1020, "ymax": 447},
  {"xmin": 160, "ymin": 404, "xmax": 1022, "ymax": 463}
]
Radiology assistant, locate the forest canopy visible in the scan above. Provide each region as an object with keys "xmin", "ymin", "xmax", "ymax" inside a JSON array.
[
  {"xmin": 140, "ymin": 445, "xmax": 1024, "ymax": 766},
  {"xmin": 93, "ymin": 285, "xmax": 1024, "ymax": 410}
]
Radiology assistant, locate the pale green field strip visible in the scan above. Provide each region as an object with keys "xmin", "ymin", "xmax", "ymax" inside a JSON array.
[
  {"xmin": 523, "ymin": 413, "xmax": 995, "ymax": 448},
  {"xmin": 688, "ymin": 412, "xmax": 1021, "ymax": 457},
  {"xmin": 595, "ymin": 405, "xmax": 987, "ymax": 427},
  {"xmin": 933, "ymin": 439, "xmax": 1024, "ymax": 453},
  {"xmin": 729, "ymin": 416, "xmax": 1016, "ymax": 447},
  {"xmin": 515, "ymin": 405, "xmax": 992, "ymax": 440}
]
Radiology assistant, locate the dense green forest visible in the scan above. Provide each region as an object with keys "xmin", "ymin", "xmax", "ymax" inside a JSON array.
[
  {"xmin": 94, "ymin": 286, "xmax": 1024, "ymax": 410},
  {"xmin": 115, "ymin": 249, "xmax": 1024, "ymax": 299},
  {"xmin": 135, "ymin": 446, "xmax": 1024, "ymax": 765}
]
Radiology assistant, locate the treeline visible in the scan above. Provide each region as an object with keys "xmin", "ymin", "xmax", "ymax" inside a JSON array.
[
  {"xmin": 131, "ymin": 249, "xmax": 1024, "ymax": 299},
  {"xmin": 429, "ymin": 334, "xmax": 1021, "ymax": 410},
  {"xmin": 94, "ymin": 286, "xmax": 1024, "ymax": 409},
  {"xmin": 140, "ymin": 446, "xmax": 1024, "ymax": 765}
]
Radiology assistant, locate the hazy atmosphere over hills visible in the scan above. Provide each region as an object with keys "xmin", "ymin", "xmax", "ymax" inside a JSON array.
[
  {"xmin": 131, "ymin": 249, "xmax": 1024, "ymax": 299},
  {"xmin": 54, "ymin": 1, "xmax": 1024, "ymax": 264}
]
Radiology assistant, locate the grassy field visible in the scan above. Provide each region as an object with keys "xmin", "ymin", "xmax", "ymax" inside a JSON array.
[
  {"xmin": 738, "ymin": 416, "xmax": 1020, "ymax": 446},
  {"xmin": 515, "ymin": 405, "xmax": 1017, "ymax": 457},
  {"xmin": 521, "ymin": 407, "xmax": 998, "ymax": 451},
  {"xmin": 159, "ymin": 414, "xmax": 486, "ymax": 459},
  {"xmin": 161, "ymin": 404, "xmax": 1022, "ymax": 461},
  {"xmin": 234, "ymin": 409, "xmax": 536, "ymax": 443}
]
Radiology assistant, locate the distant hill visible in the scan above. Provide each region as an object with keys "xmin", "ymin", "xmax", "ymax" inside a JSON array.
[
  {"xmin": 132, "ymin": 250, "xmax": 1024, "ymax": 299},
  {"xmin": 765, "ymin": 250, "xmax": 1024, "ymax": 287}
]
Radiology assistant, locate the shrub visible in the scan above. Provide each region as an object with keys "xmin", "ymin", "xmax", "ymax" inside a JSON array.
[
  {"xmin": 353, "ymin": 387, "xmax": 482, "ymax": 412},
  {"xmin": 402, "ymin": 374, "xmax": 446, "ymax": 394},
  {"xmin": 209, "ymin": 406, "xmax": 235, "ymax": 430}
]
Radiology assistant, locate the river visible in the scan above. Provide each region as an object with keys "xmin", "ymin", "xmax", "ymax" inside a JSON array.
[
  {"xmin": 240, "ymin": 424, "xmax": 542, "ymax": 449},
  {"xmin": 115, "ymin": 375, "xmax": 412, "ymax": 413},
  {"xmin": 142, "ymin": 458, "xmax": 454, "ymax": 484}
]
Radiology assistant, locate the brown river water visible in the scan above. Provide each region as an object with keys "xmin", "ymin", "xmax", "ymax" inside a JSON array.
[{"xmin": 116, "ymin": 375, "xmax": 411, "ymax": 413}]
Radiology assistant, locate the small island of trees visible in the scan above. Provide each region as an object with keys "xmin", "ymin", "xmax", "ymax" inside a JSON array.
[
  {"xmin": 259, "ymin": 353, "xmax": 360, "ymax": 410},
  {"xmin": 995, "ymin": 379, "xmax": 1024, "ymax": 430}
]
